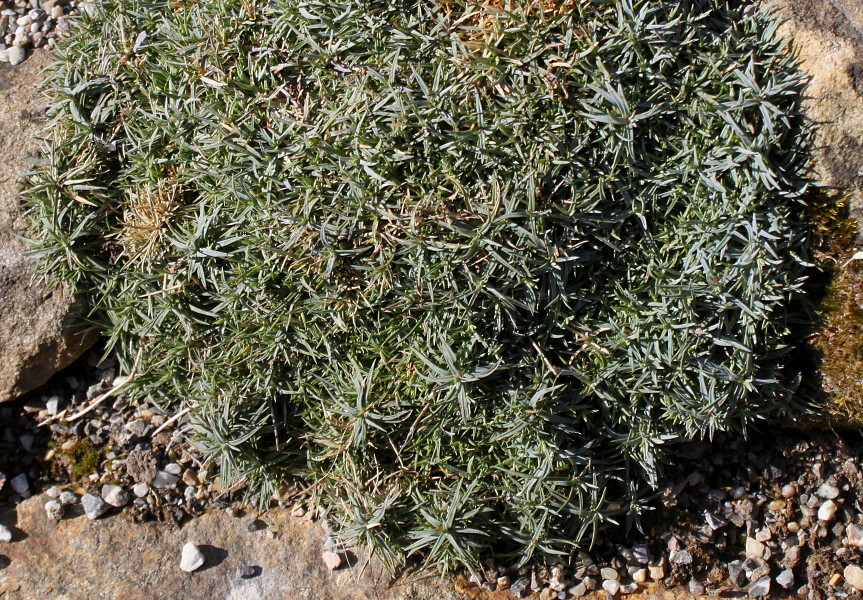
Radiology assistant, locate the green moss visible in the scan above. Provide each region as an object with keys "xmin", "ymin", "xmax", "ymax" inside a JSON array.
[{"xmin": 68, "ymin": 439, "xmax": 105, "ymax": 481}]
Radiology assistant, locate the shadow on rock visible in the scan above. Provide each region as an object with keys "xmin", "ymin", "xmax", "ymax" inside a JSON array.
[{"xmin": 198, "ymin": 545, "xmax": 228, "ymax": 572}]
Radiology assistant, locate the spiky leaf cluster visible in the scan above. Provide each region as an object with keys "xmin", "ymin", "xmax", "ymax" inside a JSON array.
[{"xmin": 27, "ymin": 0, "xmax": 810, "ymax": 570}]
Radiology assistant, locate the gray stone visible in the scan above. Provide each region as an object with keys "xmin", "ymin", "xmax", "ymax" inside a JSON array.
[
  {"xmin": 567, "ymin": 583, "xmax": 586, "ymax": 598},
  {"xmin": 582, "ymin": 576, "xmax": 598, "ymax": 590},
  {"xmin": 845, "ymin": 565, "xmax": 863, "ymax": 592},
  {"xmin": 689, "ymin": 579, "xmax": 705, "ymax": 595},
  {"xmin": 237, "ymin": 563, "xmax": 256, "ymax": 579},
  {"xmin": 9, "ymin": 473, "xmax": 28, "ymax": 495},
  {"xmin": 728, "ymin": 561, "xmax": 747, "ymax": 587},
  {"xmin": 671, "ymin": 549, "xmax": 692, "ymax": 565},
  {"xmin": 133, "ymin": 483, "xmax": 149, "ymax": 498},
  {"xmin": 631, "ymin": 544, "xmax": 649, "ymax": 564},
  {"xmin": 0, "ymin": 523, "xmax": 11, "ymax": 543},
  {"xmin": 153, "ymin": 471, "xmax": 180, "ymax": 489},
  {"xmin": 58, "ymin": 490, "xmax": 77, "ymax": 505},
  {"xmin": 748, "ymin": 576, "xmax": 771, "ymax": 598},
  {"xmin": 44, "ymin": 499, "xmax": 63, "ymax": 521},
  {"xmin": 81, "ymin": 493, "xmax": 109, "ymax": 520},
  {"xmin": 510, "ymin": 577, "xmax": 530, "ymax": 598},
  {"xmin": 180, "ymin": 542, "xmax": 205, "ymax": 572},
  {"xmin": 776, "ymin": 569, "xmax": 794, "ymax": 589}
]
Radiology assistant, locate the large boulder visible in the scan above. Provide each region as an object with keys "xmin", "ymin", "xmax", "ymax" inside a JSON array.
[
  {"xmin": 0, "ymin": 51, "xmax": 97, "ymax": 403},
  {"xmin": 766, "ymin": 0, "xmax": 863, "ymax": 234}
]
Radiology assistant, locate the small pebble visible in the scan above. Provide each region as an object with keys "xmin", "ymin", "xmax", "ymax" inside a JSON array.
[
  {"xmin": 81, "ymin": 493, "xmax": 109, "ymax": 520},
  {"xmin": 631, "ymin": 544, "xmax": 649, "ymax": 564},
  {"xmin": 9, "ymin": 473, "xmax": 28, "ymax": 495},
  {"xmin": 648, "ymin": 562, "xmax": 666, "ymax": 581},
  {"xmin": 58, "ymin": 490, "xmax": 78, "ymax": 505},
  {"xmin": 0, "ymin": 524, "xmax": 12, "ymax": 543},
  {"xmin": 818, "ymin": 500, "xmax": 838, "ymax": 522},
  {"xmin": 689, "ymin": 579, "xmax": 705, "ymax": 595},
  {"xmin": 600, "ymin": 567, "xmax": 619, "ymax": 581},
  {"xmin": 510, "ymin": 577, "xmax": 531, "ymax": 598},
  {"xmin": 322, "ymin": 550, "xmax": 342, "ymax": 571},
  {"xmin": 844, "ymin": 565, "xmax": 863, "ymax": 591},
  {"xmin": 568, "ymin": 583, "xmax": 586, "ymax": 598},
  {"xmin": 745, "ymin": 537, "xmax": 766, "ymax": 559},
  {"xmin": 602, "ymin": 579, "xmax": 620, "ymax": 597},
  {"xmin": 828, "ymin": 572, "xmax": 842, "ymax": 587},
  {"xmin": 816, "ymin": 484, "xmax": 840, "ymax": 500},
  {"xmin": 671, "ymin": 550, "xmax": 692, "ymax": 565},
  {"xmin": 776, "ymin": 569, "xmax": 794, "ymax": 589},
  {"xmin": 754, "ymin": 529, "xmax": 771, "ymax": 542},
  {"xmin": 133, "ymin": 483, "xmax": 150, "ymax": 498},
  {"xmin": 781, "ymin": 484, "xmax": 796, "ymax": 498},
  {"xmin": 164, "ymin": 463, "xmax": 182, "ymax": 476},
  {"xmin": 632, "ymin": 568, "xmax": 647, "ymax": 584},
  {"xmin": 496, "ymin": 576, "xmax": 511, "ymax": 590},
  {"xmin": 153, "ymin": 471, "xmax": 180, "ymax": 489},
  {"xmin": 101, "ymin": 484, "xmax": 129, "ymax": 507},
  {"xmin": 748, "ymin": 576, "xmax": 771, "ymax": 598},
  {"xmin": 180, "ymin": 542, "xmax": 205, "ymax": 572},
  {"xmin": 845, "ymin": 524, "xmax": 863, "ymax": 548},
  {"xmin": 45, "ymin": 486, "xmax": 61, "ymax": 498},
  {"xmin": 44, "ymin": 499, "xmax": 64, "ymax": 521}
]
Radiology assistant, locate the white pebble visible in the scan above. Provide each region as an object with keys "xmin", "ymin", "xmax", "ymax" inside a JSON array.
[
  {"xmin": 180, "ymin": 542, "xmax": 205, "ymax": 572},
  {"xmin": 0, "ymin": 524, "xmax": 12, "ymax": 543},
  {"xmin": 51, "ymin": 5, "xmax": 63, "ymax": 19},
  {"xmin": 153, "ymin": 471, "xmax": 180, "ymax": 489},
  {"xmin": 16, "ymin": 15, "xmax": 29, "ymax": 26},
  {"xmin": 101, "ymin": 484, "xmax": 129, "ymax": 507},
  {"xmin": 44, "ymin": 499, "xmax": 64, "ymax": 521},
  {"xmin": 133, "ymin": 483, "xmax": 150, "ymax": 498},
  {"xmin": 818, "ymin": 500, "xmax": 838, "ymax": 522},
  {"xmin": 164, "ymin": 463, "xmax": 182, "ymax": 475}
]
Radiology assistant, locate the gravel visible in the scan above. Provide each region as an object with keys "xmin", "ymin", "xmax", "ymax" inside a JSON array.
[
  {"xmin": 44, "ymin": 498, "xmax": 63, "ymax": 521},
  {"xmin": 0, "ymin": 523, "xmax": 11, "ymax": 543}
]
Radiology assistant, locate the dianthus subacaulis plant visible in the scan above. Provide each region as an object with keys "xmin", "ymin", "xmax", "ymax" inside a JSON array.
[{"xmin": 27, "ymin": 0, "xmax": 811, "ymax": 572}]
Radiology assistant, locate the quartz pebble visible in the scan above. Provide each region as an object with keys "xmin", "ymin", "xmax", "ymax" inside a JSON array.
[
  {"xmin": 164, "ymin": 463, "xmax": 182, "ymax": 476},
  {"xmin": 845, "ymin": 565, "xmax": 863, "ymax": 591},
  {"xmin": 102, "ymin": 484, "xmax": 129, "ymax": 507},
  {"xmin": 600, "ymin": 567, "xmax": 619, "ymax": 581},
  {"xmin": 776, "ymin": 569, "xmax": 794, "ymax": 589},
  {"xmin": 602, "ymin": 579, "xmax": 620, "ymax": 596},
  {"xmin": 153, "ymin": 471, "xmax": 180, "ymax": 489},
  {"xmin": 845, "ymin": 524, "xmax": 863, "ymax": 548},
  {"xmin": 632, "ymin": 568, "xmax": 647, "ymax": 584},
  {"xmin": 59, "ymin": 490, "xmax": 78, "ymax": 505},
  {"xmin": 322, "ymin": 551, "xmax": 342, "ymax": 571},
  {"xmin": 816, "ymin": 483, "xmax": 840, "ymax": 500},
  {"xmin": 0, "ymin": 524, "xmax": 12, "ymax": 543},
  {"xmin": 818, "ymin": 500, "xmax": 838, "ymax": 522},
  {"xmin": 81, "ymin": 493, "xmax": 109, "ymax": 520},
  {"xmin": 180, "ymin": 542, "xmax": 205, "ymax": 572},
  {"xmin": 745, "ymin": 537, "xmax": 766, "ymax": 559},
  {"xmin": 133, "ymin": 483, "xmax": 150, "ymax": 498}
]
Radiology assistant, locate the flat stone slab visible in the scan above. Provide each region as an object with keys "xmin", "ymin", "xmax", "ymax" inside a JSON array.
[{"xmin": 0, "ymin": 494, "xmax": 460, "ymax": 600}]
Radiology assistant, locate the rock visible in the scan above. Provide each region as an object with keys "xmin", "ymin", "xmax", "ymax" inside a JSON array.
[
  {"xmin": 776, "ymin": 569, "xmax": 794, "ymax": 589},
  {"xmin": 602, "ymin": 579, "xmax": 620, "ymax": 596},
  {"xmin": 631, "ymin": 568, "xmax": 647, "ymax": 584},
  {"xmin": 845, "ymin": 524, "xmax": 863, "ymax": 548},
  {"xmin": 600, "ymin": 567, "xmax": 619, "ymax": 581},
  {"xmin": 496, "ymin": 576, "xmax": 511, "ymax": 590},
  {"xmin": 754, "ymin": 529, "xmax": 771, "ymax": 542},
  {"xmin": 81, "ymin": 493, "xmax": 109, "ymax": 520},
  {"xmin": 728, "ymin": 561, "xmax": 747, "ymax": 587},
  {"xmin": 619, "ymin": 583, "xmax": 638, "ymax": 595},
  {"xmin": 45, "ymin": 486, "xmax": 61, "ymax": 498},
  {"xmin": 182, "ymin": 469, "xmax": 199, "ymax": 487},
  {"xmin": 125, "ymin": 450, "xmax": 157, "ymax": 484},
  {"xmin": 101, "ymin": 484, "xmax": 129, "ymax": 507},
  {"xmin": 237, "ymin": 563, "xmax": 256, "ymax": 579},
  {"xmin": 568, "ymin": 582, "xmax": 586, "ymax": 598},
  {"xmin": 784, "ymin": 545, "xmax": 801, "ymax": 568},
  {"xmin": 322, "ymin": 551, "xmax": 342, "ymax": 571},
  {"xmin": 845, "ymin": 565, "xmax": 863, "ymax": 591},
  {"xmin": 631, "ymin": 544, "xmax": 649, "ymax": 564},
  {"xmin": 44, "ymin": 499, "xmax": 63, "ymax": 521},
  {"xmin": 9, "ymin": 473, "xmax": 28, "ymax": 495},
  {"xmin": 780, "ymin": 484, "xmax": 796, "ymax": 498},
  {"xmin": 133, "ymin": 483, "xmax": 149, "ymax": 498},
  {"xmin": 582, "ymin": 577, "xmax": 598, "ymax": 591},
  {"xmin": 689, "ymin": 579, "xmax": 705, "ymax": 595},
  {"xmin": 748, "ymin": 576, "xmax": 771, "ymax": 598},
  {"xmin": 818, "ymin": 500, "xmax": 838, "ymax": 522},
  {"xmin": 0, "ymin": 49, "xmax": 97, "ymax": 404},
  {"xmin": 0, "ymin": 524, "xmax": 12, "ymax": 543},
  {"xmin": 124, "ymin": 419, "xmax": 149, "ymax": 438},
  {"xmin": 7, "ymin": 45, "xmax": 25, "ymax": 65},
  {"xmin": 705, "ymin": 512, "xmax": 727, "ymax": 530},
  {"xmin": 58, "ymin": 490, "xmax": 77, "ymax": 505},
  {"xmin": 828, "ymin": 572, "xmax": 842, "ymax": 586},
  {"xmin": 816, "ymin": 484, "xmax": 840, "ymax": 500},
  {"xmin": 180, "ymin": 542, "xmax": 205, "ymax": 572},
  {"xmin": 648, "ymin": 561, "xmax": 666, "ymax": 581},
  {"xmin": 745, "ymin": 537, "xmax": 766, "ymax": 559},
  {"xmin": 510, "ymin": 577, "xmax": 531, "ymax": 598},
  {"xmin": 164, "ymin": 463, "xmax": 182, "ymax": 476},
  {"xmin": 538, "ymin": 589, "xmax": 556, "ymax": 600},
  {"xmin": 153, "ymin": 471, "xmax": 180, "ymax": 489}
]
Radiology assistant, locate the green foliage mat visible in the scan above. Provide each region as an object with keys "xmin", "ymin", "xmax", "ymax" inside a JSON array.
[{"xmin": 28, "ymin": 0, "xmax": 811, "ymax": 570}]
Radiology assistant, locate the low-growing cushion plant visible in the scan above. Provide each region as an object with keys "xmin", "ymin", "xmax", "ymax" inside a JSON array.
[{"xmin": 27, "ymin": 0, "xmax": 812, "ymax": 572}]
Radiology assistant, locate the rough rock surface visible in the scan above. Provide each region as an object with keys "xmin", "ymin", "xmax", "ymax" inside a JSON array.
[
  {"xmin": 0, "ymin": 50, "xmax": 97, "ymax": 403},
  {"xmin": 0, "ymin": 494, "xmax": 464, "ymax": 600},
  {"xmin": 764, "ymin": 0, "xmax": 863, "ymax": 237}
]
